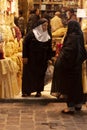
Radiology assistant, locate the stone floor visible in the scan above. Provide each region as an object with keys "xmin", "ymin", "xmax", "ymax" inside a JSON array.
[
  {"xmin": 0, "ymin": 82, "xmax": 87, "ymax": 130},
  {"xmin": 0, "ymin": 102, "xmax": 87, "ymax": 130}
]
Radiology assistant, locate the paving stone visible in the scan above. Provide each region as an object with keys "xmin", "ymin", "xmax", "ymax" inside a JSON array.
[
  {"xmin": 5, "ymin": 125, "xmax": 20, "ymax": 130},
  {"xmin": 0, "ymin": 102, "xmax": 86, "ymax": 130}
]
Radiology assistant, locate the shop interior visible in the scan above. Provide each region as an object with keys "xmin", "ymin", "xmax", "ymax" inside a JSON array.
[{"xmin": 0, "ymin": 0, "xmax": 87, "ymax": 99}]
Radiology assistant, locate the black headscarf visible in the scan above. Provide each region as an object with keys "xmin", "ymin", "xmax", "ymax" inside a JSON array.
[
  {"xmin": 64, "ymin": 20, "xmax": 87, "ymax": 62},
  {"xmin": 64, "ymin": 20, "xmax": 83, "ymax": 43},
  {"xmin": 67, "ymin": 20, "xmax": 82, "ymax": 35},
  {"xmin": 34, "ymin": 18, "xmax": 48, "ymax": 28}
]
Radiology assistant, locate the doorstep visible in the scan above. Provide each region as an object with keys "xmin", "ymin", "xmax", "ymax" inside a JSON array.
[
  {"xmin": 0, "ymin": 97, "xmax": 66, "ymax": 104},
  {"xmin": 0, "ymin": 83, "xmax": 66, "ymax": 104}
]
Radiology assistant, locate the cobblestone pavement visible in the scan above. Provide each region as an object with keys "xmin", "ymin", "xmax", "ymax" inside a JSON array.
[{"xmin": 0, "ymin": 101, "xmax": 87, "ymax": 130}]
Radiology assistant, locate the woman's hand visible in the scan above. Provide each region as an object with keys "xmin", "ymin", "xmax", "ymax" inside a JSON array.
[{"xmin": 22, "ymin": 58, "xmax": 28, "ymax": 64}]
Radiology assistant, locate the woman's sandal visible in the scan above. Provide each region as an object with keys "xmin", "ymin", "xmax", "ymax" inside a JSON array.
[{"xmin": 61, "ymin": 108, "xmax": 75, "ymax": 114}]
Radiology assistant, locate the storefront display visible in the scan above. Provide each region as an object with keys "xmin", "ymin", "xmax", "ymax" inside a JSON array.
[
  {"xmin": 0, "ymin": 0, "xmax": 22, "ymax": 98},
  {"xmin": 0, "ymin": 0, "xmax": 86, "ymax": 98}
]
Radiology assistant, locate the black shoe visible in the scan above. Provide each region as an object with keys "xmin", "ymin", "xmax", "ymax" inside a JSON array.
[
  {"xmin": 35, "ymin": 92, "xmax": 41, "ymax": 97},
  {"xmin": 27, "ymin": 93, "xmax": 31, "ymax": 96},
  {"xmin": 75, "ymin": 107, "xmax": 81, "ymax": 111},
  {"xmin": 22, "ymin": 94, "xmax": 28, "ymax": 97}
]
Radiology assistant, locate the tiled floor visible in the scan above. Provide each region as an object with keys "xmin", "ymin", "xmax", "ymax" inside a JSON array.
[
  {"xmin": 0, "ymin": 102, "xmax": 87, "ymax": 130},
  {"xmin": 0, "ymin": 82, "xmax": 87, "ymax": 130}
]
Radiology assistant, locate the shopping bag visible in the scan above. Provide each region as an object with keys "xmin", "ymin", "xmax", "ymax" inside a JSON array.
[
  {"xmin": 44, "ymin": 62, "xmax": 54, "ymax": 85},
  {"xmin": 55, "ymin": 42, "xmax": 63, "ymax": 57}
]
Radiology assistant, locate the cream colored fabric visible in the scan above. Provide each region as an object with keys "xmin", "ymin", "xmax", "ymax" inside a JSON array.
[
  {"xmin": 10, "ymin": 52, "xmax": 22, "ymax": 74},
  {"xmin": 52, "ymin": 27, "xmax": 67, "ymax": 37},
  {"xmin": 10, "ymin": 53, "xmax": 22, "ymax": 92},
  {"xmin": 51, "ymin": 16, "xmax": 63, "ymax": 32},
  {"xmin": 0, "ymin": 25, "xmax": 14, "ymax": 41},
  {"xmin": 0, "ymin": 58, "xmax": 20, "ymax": 98},
  {"xmin": 5, "ymin": 41, "xmax": 15, "ymax": 57}
]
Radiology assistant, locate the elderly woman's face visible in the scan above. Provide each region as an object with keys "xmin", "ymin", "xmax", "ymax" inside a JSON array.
[{"xmin": 42, "ymin": 22, "xmax": 48, "ymax": 31}]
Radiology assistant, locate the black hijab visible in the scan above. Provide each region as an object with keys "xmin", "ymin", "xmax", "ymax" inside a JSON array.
[
  {"xmin": 64, "ymin": 20, "xmax": 87, "ymax": 62},
  {"xmin": 67, "ymin": 20, "xmax": 82, "ymax": 35},
  {"xmin": 64, "ymin": 20, "xmax": 83, "ymax": 43}
]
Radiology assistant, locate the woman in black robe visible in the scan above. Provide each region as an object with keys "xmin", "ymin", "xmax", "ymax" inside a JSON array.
[
  {"xmin": 51, "ymin": 20, "xmax": 87, "ymax": 114},
  {"xmin": 22, "ymin": 18, "xmax": 52, "ymax": 97}
]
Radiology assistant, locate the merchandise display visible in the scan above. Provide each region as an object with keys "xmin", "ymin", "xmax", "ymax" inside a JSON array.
[
  {"xmin": 52, "ymin": 27, "xmax": 67, "ymax": 37},
  {"xmin": 81, "ymin": 0, "xmax": 87, "ymax": 94},
  {"xmin": 82, "ymin": 19, "xmax": 87, "ymax": 45},
  {"xmin": 0, "ymin": 0, "xmax": 22, "ymax": 98},
  {"xmin": 33, "ymin": 0, "xmax": 79, "ymax": 17},
  {"xmin": 0, "ymin": 58, "xmax": 20, "ymax": 98}
]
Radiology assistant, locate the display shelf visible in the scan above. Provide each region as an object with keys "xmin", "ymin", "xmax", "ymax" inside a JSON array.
[
  {"xmin": 41, "ymin": 2, "xmax": 62, "ymax": 4},
  {"xmin": 33, "ymin": 0, "xmax": 79, "ymax": 17}
]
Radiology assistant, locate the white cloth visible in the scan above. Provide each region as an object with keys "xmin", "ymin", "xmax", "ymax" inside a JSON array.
[{"xmin": 33, "ymin": 25, "xmax": 50, "ymax": 42}]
